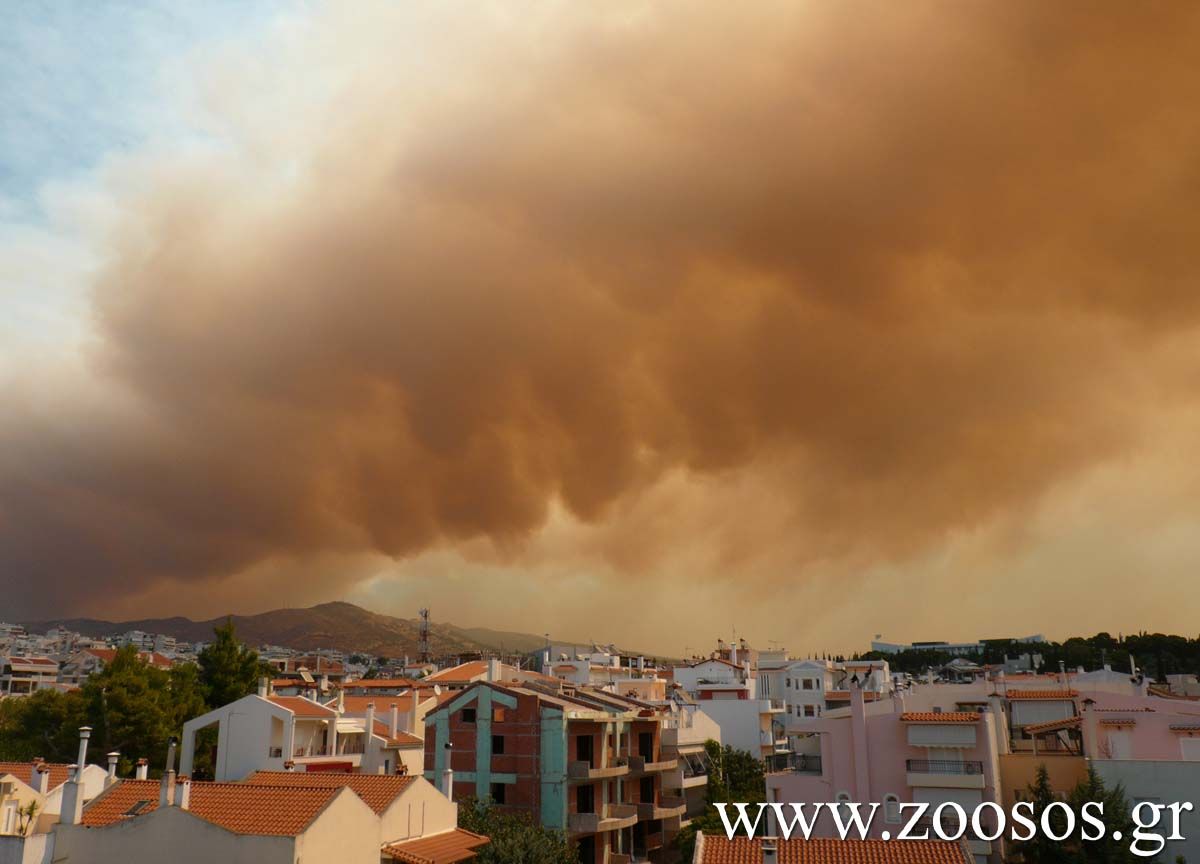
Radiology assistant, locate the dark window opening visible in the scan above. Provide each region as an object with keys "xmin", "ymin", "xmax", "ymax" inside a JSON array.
[
  {"xmin": 491, "ymin": 782, "xmax": 507, "ymax": 804},
  {"xmin": 577, "ymin": 784, "xmax": 595, "ymax": 814},
  {"xmin": 492, "ymin": 734, "xmax": 505, "ymax": 754},
  {"xmin": 462, "ymin": 707, "xmax": 476, "ymax": 724}
]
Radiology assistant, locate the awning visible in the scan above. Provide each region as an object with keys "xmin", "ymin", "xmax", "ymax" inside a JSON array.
[{"xmin": 1023, "ymin": 716, "xmax": 1081, "ymax": 735}]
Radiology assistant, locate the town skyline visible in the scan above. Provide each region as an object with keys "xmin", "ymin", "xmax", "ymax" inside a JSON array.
[{"xmin": 5, "ymin": 3, "xmax": 1200, "ymax": 657}]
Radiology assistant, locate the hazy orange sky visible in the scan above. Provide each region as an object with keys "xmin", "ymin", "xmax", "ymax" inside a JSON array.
[{"xmin": 3, "ymin": 2, "xmax": 1200, "ymax": 655}]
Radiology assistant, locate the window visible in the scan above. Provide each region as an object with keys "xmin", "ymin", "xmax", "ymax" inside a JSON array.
[
  {"xmin": 786, "ymin": 677, "xmax": 792, "ymax": 687},
  {"xmin": 640, "ymin": 776, "xmax": 655, "ymax": 802},
  {"xmin": 462, "ymin": 707, "xmax": 476, "ymax": 724},
  {"xmin": 577, "ymin": 784, "xmax": 595, "ymax": 814},
  {"xmin": 493, "ymin": 706, "xmax": 506, "ymax": 722},
  {"xmin": 804, "ymin": 705, "xmax": 816, "ymax": 717},
  {"xmin": 884, "ymin": 795, "xmax": 901, "ymax": 824},
  {"xmin": 492, "ymin": 734, "xmax": 505, "ymax": 755},
  {"xmin": 491, "ymin": 782, "xmax": 507, "ymax": 804},
  {"xmin": 803, "ymin": 679, "xmax": 814, "ymax": 690}
]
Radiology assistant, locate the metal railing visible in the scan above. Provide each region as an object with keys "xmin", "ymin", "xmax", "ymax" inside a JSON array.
[
  {"xmin": 905, "ymin": 759, "xmax": 983, "ymax": 775},
  {"xmin": 764, "ymin": 753, "xmax": 822, "ymax": 774}
]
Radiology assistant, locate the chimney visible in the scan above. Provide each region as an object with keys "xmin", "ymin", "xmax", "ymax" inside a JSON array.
[
  {"xmin": 175, "ymin": 776, "xmax": 191, "ymax": 810},
  {"xmin": 76, "ymin": 725, "xmax": 92, "ymax": 770},
  {"xmin": 337, "ymin": 689, "xmax": 345, "ymax": 713},
  {"xmin": 135, "ymin": 758, "xmax": 149, "ymax": 780},
  {"xmin": 106, "ymin": 752, "xmax": 120, "ymax": 787},
  {"xmin": 29, "ymin": 759, "xmax": 43, "ymax": 790},
  {"xmin": 33, "ymin": 763, "xmax": 50, "ymax": 796},
  {"xmin": 61, "ymin": 766, "xmax": 83, "ymax": 825},
  {"xmin": 389, "ymin": 703, "xmax": 399, "ymax": 739},
  {"xmin": 257, "ymin": 677, "xmax": 269, "ymax": 698},
  {"xmin": 440, "ymin": 742, "xmax": 454, "ymax": 800},
  {"xmin": 159, "ymin": 738, "xmax": 177, "ymax": 807}
]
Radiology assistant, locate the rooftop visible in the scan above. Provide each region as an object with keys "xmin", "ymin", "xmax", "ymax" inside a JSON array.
[
  {"xmin": 384, "ymin": 828, "xmax": 490, "ymax": 864},
  {"xmin": 243, "ymin": 771, "xmax": 417, "ymax": 814},
  {"xmin": 697, "ymin": 836, "xmax": 970, "ymax": 864},
  {"xmin": 81, "ymin": 779, "xmax": 342, "ymax": 836},
  {"xmin": 900, "ymin": 712, "xmax": 980, "ymax": 724}
]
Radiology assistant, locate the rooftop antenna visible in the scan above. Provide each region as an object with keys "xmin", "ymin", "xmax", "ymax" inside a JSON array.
[{"xmin": 418, "ymin": 608, "xmax": 431, "ymax": 664}]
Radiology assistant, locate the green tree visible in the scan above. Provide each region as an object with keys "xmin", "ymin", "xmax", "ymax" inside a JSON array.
[
  {"xmin": 675, "ymin": 741, "xmax": 766, "ymax": 862},
  {"xmin": 1065, "ymin": 767, "xmax": 1138, "ymax": 863},
  {"xmin": 1008, "ymin": 765, "xmax": 1138, "ymax": 864},
  {"xmin": 83, "ymin": 645, "xmax": 177, "ymax": 769},
  {"xmin": 457, "ymin": 796, "xmax": 576, "ymax": 864},
  {"xmin": 0, "ymin": 689, "xmax": 86, "ymax": 762},
  {"xmin": 198, "ymin": 618, "xmax": 265, "ymax": 707},
  {"xmin": 1007, "ymin": 764, "xmax": 1073, "ymax": 864}
]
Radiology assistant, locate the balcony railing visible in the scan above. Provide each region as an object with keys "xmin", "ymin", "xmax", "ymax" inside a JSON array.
[
  {"xmin": 627, "ymin": 754, "xmax": 676, "ymax": 773},
  {"xmin": 637, "ymin": 795, "xmax": 687, "ymax": 820},
  {"xmin": 569, "ymin": 804, "xmax": 639, "ymax": 834},
  {"xmin": 568, "ymin": 759, "xmax": 630, "ymax": 781},
  {"xmin": 764, "ymin": 753, "xmax": 822, "ymax": 774},
  {"xmin": 906, "ymin": 759, "xmax": 983, "ymax": 775}
]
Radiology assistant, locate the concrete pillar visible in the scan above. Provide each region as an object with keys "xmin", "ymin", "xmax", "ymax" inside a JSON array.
[{"xmin": 850, "ymin": 684, "xmax": 870, "ymax": 802}]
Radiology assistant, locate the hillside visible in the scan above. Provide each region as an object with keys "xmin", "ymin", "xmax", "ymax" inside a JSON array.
[{"xmin": 21, "ymin": 601, "xmax": 574, "ymax": 658}]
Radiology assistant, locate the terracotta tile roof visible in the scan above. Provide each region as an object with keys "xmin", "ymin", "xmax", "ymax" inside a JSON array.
[
  {"xmin": 1169, "ymin": 724, "xmax": 1200, "ymax": 732},
  {"xmin": 1099, "ymin": 718, "xmax": 1138, "ymax": 727},
  {"xmin": 336, "ymin": 694, "xmax": 417, "ymax": 714},
  {"xmin": 697, "ymin": 836, "xmax": 970, "ymax": 864},
  {"xmin": 243, "ymin": 771, "xmax": 416, "ymax": 814},
  {"xmin": 900, "ymin": 712, "xmax": 980, "ymax": 724},
  {"xmin": 81, "ymin": 779, "xmax": 342, "ymax": 835},
  {"xmin": 385, "ymin": 828, "xmax": 490, "ymax": 864},
  {"xmin": 267, "ymin": 695, "xmax": 338, "ymax": 718},
  {"xmin": 1006, "ymin": 690, "xmax": 1078, "ymax": 700},
  {"xmin": 0, "ymin": 761, "xmax": 72, "ymax": 789},
  {"xmin": 1023, "ymin": 716, "xmax": 1081, "ymax": 735},
  {"xmin": 73, "ymin": 648, "xmax": 172, "ymax": 669},
  {"xmin": 344, "ymin": 679, "xmax": 421, "ymax": 690}
]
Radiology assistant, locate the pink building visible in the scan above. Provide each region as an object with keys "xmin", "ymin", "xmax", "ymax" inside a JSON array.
[{"xmin": 765, "ymin": 686, "xmax": 1003, "ymax": 864}]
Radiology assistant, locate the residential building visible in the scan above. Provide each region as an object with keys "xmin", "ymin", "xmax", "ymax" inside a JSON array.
[
  {"xmin": 180, "ymin": 682, "xmax": 416, "ymax": 779},
  {"xmin": 766, "ymin": 685, "xmax": 1004, "ymax": 864},
  {"xmin": 423, "ymin": 680, "xmax": 686, "ymax": 864},
  {"xmin": 0, "ymin": 657, "xmax": 60, "ymax": 695},
  {"xmin": 58, "ymin": 649, "xmax": 172, "ymax": 687},
  {"xmin": 659, "ymin": 706, "xmax": 722, "ymax": 827}
]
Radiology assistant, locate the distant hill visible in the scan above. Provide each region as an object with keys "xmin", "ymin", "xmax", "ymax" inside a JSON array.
[{"xmin": 21, "ymin": 601, "xmax": 582, "ymax": 659}]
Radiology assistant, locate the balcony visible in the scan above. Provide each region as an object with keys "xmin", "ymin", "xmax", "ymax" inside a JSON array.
[
  {"xmin": 569, "ymin": 803, "xmax": 639, "ymax": 835},
  {"xmin": 764, "ymin": 753, "xmax": 821, "ymax": 775},
  {"xmin": 627, "ymin": 754, "xmax": 676, "ymax": 773},
  {"xmin": 568, "ymin": 759, "xmax": 630, "ymax": 781},
  {"xmin": 905, "ymin": 759, "xmax": 985, "ymax": 790},
  {"xmin": 638, "ymin": 795, "xmax": 687, "ymax": 820}
]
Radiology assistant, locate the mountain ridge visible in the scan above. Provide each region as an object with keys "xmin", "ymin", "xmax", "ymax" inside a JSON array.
[{"xmin": 20, "ymin": 601, "xmax": 579, "ymax": 658}]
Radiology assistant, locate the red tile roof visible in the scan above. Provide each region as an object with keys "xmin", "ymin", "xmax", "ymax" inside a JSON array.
[
  {"xmin": 81, "ymin": 780, "xmax": 342, "ymax": 835},
  {"xmin": 243, "ymin": 771, "xmax": 417, "ymax": 814},
  {"xmin": 385, "ymin": 828, "xmax": 490, "ymax": 864},
  {"xmin": 1006, "ymin": 690, "xmax": 1078, "ymax": 700},
  {"xmin": 78, "ymin": 649, "xmax": 173, "ymax": 669},
  {"xmin": 824, "ymin": 691, "xmax": 882, "ymax": 702},
  {"xmin": 1023, "ymin": 717, "xmax": 1081, "ymax": 735},
  {"xmin": 267, "ymin": 695, "xmax": 338, "ymax": 718},
  {"xmin": 0, "ymin": 761, "xmax": 72, "ymax": 789},
  {"xmin": 344, "ymin": 679, "xmax": 421, "ymax": 690},
  {"xmin": 336, "ymin": 694, "xmax": 418, "ymax": 714},
  {"xmin": 697, "ymin": 836, "xmax": 970, "ymax": 864},
  {"xmin": 900, "ymin": 712, "xmax": 980, "ymax": 724}
]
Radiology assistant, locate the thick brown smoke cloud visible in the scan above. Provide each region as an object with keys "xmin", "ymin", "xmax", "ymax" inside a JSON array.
[{"xmin": 3, "ymin": 1, "xmax": 1200, "ymax": 621}]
